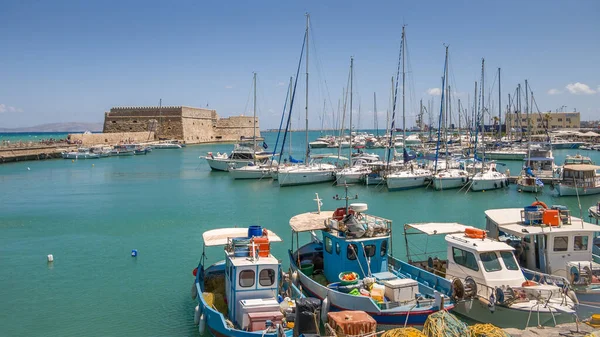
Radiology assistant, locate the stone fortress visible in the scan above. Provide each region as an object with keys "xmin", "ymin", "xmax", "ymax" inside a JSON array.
[{"xmin": 100, "ymin": 106, "xmax": 260, "ymax": 144}]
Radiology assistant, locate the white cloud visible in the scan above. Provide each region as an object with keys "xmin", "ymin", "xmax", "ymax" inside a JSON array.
[
  {"xmin": 0, "ymin": 104, "xmax": 22, "ymax": 113},
  {"xmin": 547, "ymin": 88, "xmax": 562, "ymax": 95},
  {"xmin": 565, "ymin": 82, "xmax": 596, "ymax": 95},
  {"xmin": 225, "ymin": 85, "xmax": 234, "ymax": 89},
  {"xmin": 426, "ymin": 88, "xmax": 442, "ymax": 96}
]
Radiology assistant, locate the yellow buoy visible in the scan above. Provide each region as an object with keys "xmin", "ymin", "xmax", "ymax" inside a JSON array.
[{"xmin": 72, "ymin": 160, "xmax": 74, "ymax": 163}]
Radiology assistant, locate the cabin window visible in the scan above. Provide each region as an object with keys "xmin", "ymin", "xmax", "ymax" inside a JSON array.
[
  {"xmin": 500, "ymin": 251, "xmax": 519, "ymax": 270},
  {"xmin": 364, "ymin": 245, "xmax": 376, "ymax": 258},
  {"xmin": 574, "ymin": 236, "xmax": 589, "ymax": 251},
  {"xmin": 380, "ymin": 240, "xmax": 387, "ymax": 257},
  {"xmin": 553, "ymin": 236, "xmax": 568, "ymax": 252},
  {"xmin": 452, "ymin": 247, "xmax": 479, "ymax": 271},
  {"xmin": 335, "ymin": 243, "xmax": 340, "ymax": 255},
  {"xmin": 325, "ymin": 237, "xmax": 333, "ymax": 254},
  {"xmin": 480, "ymin": 252, "xmax": 502, "ymax": 272},
  {"xmin": 259, "ymin": 269, "xmax": 275, "ymax": 287},
  {"xmin": 239, "ymin": 270, "xmax": 255, "ymax": 287},
  {"xmin": 347, "ymin": 244, "xmax": 358, "ymax": 260}
]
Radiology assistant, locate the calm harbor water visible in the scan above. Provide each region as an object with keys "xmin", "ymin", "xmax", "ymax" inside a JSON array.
[{"xmin": 1, "ymin": 131, "xmax": 599, "ymax": 336}]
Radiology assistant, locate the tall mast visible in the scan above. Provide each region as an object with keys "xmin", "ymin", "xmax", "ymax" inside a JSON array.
[
  {"xmin": 473, "ymin": 81, "xmax": 477, "ymax": 148},
  {"xmin": 498, "ymin": 68, "xmax": 501, "ymax": 140},
  {"xmin": 458, "ymin": 98, "xmax": 462, "ymax": 147},
  {"xmin": 349, "ymin": 56, "xmax": 354, "ymax": 168},
  {"xmin": 253, "ymin": 72, "xmax": 257, "ymax": 162},
  {"xmin": 525, "ymin": 79, "xmax": 529, "ymax": 136},
  {"xmin": 288, "ymin": 77, "xmax": 293, "ymax": 155},
  {"xmin": 480, "ymin": 59, "xmax": 485, "ymax": 173},
  {"xmin": 401, "ymin": 26, "xmax": 406, "ymax": 154},
  {"xmin": 517, "ymin": 84, "xmax": 522, "ymax": 139},
  {"xmin": 304, "ymin": 13, "xmax": 310, "ymax": 165},
  {"xmin": 419, "ymin": 99, "xmax": 423, "ymax": 133},
  {"xmin": 374, "ymin": 92, "xmax": 378, "ymax": 136}
]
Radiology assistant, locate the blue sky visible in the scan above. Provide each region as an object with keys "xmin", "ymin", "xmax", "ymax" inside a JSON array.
[{"xmin": 0, "ymin": 0, "xmax": 598, "ymax": 129}]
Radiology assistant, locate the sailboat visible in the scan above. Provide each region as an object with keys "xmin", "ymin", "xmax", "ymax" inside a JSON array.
[
  {"xmin": 432, "ymin": 46, "xmax": 469, "ymax": 190},
  {"xmin": 386, "ymin": 26, "xmax": 432, "ymax": 191},
  {"xmin": 230, "ymin": 73, "xmax": 277, "ymax": 180},
  {"xmin": 278, "ymin": 14, "xmax": 340, "ymax": 187},
  {"xmin": 470, "ymin": 58, "xmax": 508, "ymax": 192}
]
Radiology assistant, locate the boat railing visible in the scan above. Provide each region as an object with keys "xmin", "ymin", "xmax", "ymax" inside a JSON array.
[{"xmin": 225, "ymin": 237, "xmax": 270, "ymax": 259}]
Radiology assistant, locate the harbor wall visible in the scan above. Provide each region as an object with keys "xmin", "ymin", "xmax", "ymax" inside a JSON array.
[
  {"xmin": 102, "ymin": 106, "xmax": 259, "ymax": 144},
  {"xmin": 0, "ymin": 144, "xmax": 74, "ymax": 163},
  {"xmin": 68, "ymin": 132, "xmax": 155, "ymax": 146}
]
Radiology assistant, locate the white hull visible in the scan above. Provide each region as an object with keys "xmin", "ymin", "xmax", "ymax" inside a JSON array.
[
  {"xmin": 278, "ymin": 167, "xmax": 335, "ymax": 186},
  {"xmin": 453, "ymin": 297, "xmax": 573, "ymax": 329},
  {"xmin": 151, "ymin": 144, "xmax": 182, "ymax": 149},
  {"xmin": 309, "ymin": 141, "xmax": 329, "ymax": 148},
  {"xmin": 432, "ymin": 176, "xmax": 468, "ymax": 190},
  {"xmin": 558, "ymin": 184, "xmax": 600, "ymax": 196},
  {"xmin": 229, "ymin": 166, "xmax": 273, "ymax": 180},
  {"xmin": 478, "ymin": 151, "xmax": 527, "ymax": 160},
  {"xmin": 205, "ymin": 158, "xmax": 251, "ymax": 172},
  {"xmin": 62, "ymin": 152, "xmax": 100, "ymax": 159},
  {"xmin": 386, "ymin": 175, "xmax": 428, "ymax": 191},
  {"xmin": 471, "ymin": 177, "xmax": 507, "ymax": 191}
]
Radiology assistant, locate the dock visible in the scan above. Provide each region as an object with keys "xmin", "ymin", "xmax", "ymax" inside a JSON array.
[{"xmin": 0, "ymin": 143, "xmax": 75, "ymax": 163}]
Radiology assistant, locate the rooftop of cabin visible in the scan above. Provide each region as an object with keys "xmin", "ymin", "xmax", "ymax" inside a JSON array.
[
  {"xmin": 485, "ymin": 208, "xmax": 600, "ymax": 236},
  {"xmin": 225, "ymin": 251, "xmax": 279, "ymax": 267},
  {"xmin": 445, "ymin": 234, "xmax": 515, "ymax": 253}
]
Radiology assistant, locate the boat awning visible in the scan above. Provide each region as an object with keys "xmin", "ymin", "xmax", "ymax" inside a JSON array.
[
  {"xmin": 404, "ymin": 222, "xmax": 475, "ymax": 235},
  {"xmin": 563, "ymin": 164, "xmax": 600, "ymax": 171},
  {"xmin": 202, "ymin": 228, "xmax": 282, "ymax": 247},
  {"xmin": 289, "ymin": 211, "xmax": 333, "ymax": 232}
]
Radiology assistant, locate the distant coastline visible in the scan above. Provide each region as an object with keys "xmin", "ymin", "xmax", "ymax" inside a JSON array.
[{"xmin": 0, "ymin": 122, "xmax": 103, "ymax": 133}]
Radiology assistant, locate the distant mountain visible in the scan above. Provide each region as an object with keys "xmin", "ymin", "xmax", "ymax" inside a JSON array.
[{"xmin": 0, "ymin": 122, "xmax": 103, "ymax": 133}]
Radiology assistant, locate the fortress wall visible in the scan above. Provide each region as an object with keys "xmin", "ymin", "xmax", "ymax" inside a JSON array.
[{"xmin": 68, "ymin": 132, "xmax": 154, "ymax": 146}]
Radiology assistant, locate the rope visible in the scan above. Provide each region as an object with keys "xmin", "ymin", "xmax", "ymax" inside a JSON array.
[
  {"xmin": 469, "ymin": 324, "xmax": 511, "ymax": 337},
  {"xmin": 422, "ymin": 310, "xmax": 469, "ymax": 337},
  {"xmin": 381, "ymin": 327, "xmax": 426, "ymax": 337}
]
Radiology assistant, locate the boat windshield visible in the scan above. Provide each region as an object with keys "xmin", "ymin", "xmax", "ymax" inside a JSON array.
[
  {"xmin": 499, "ymin": 251, "xmax": 519, "ymax": 270},
  {"xmin": 480, "ymin": 252, "xmax": 502, "ymax": 272}
]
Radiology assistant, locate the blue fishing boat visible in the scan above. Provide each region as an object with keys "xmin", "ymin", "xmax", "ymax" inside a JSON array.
[
  {"xmin": 192, "ymin": 226, "xmax": 301, "ymax": 337},
  {"xmin": 288, "ymin": 189, "xmax": 454, "ymax": 327}
]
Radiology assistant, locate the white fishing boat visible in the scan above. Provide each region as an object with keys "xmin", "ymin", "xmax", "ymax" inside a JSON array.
[
  {"xmin": 470, "ymin": 166, "xmax": 508, "ymax": 191},
  {"xmin": 404, "ymin": 222, "xmax": 577, "ymax": 328},
  {"xmin": 486, "ymin": 204, "xmax": 600, "ymax": 318},
  {"xmin": 150, "ymin": 141, "xmax": 182, "ymax": 149},
  {"xmin": 557, "ymin": 164, "xmax": 600, "ymax": 196},
  {"xmin": 61, "ymin": 148, "xmax": 100, "ymax": 159},
  {"xmin": 110, "ymin": 144, "xmax": 136, "ymax": 156}
]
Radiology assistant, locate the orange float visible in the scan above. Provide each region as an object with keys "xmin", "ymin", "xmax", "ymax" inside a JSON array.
[
  {"xmin": 522, "ymin": 280, "xmax": 537, "ymax": 287},
  {"xmin": 531, "ymin": 201, "xmax": 548, "ymax": 209},
  {"xmin": 465, "ymin": 228, "xmax": 486, "ymax": 239}
]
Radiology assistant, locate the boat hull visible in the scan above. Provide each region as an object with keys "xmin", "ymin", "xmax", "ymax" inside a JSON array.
[
  {"xmin": 557, "ymin": 184, "xmax": 600, "ymax": 196},
  {"xmin": 432, "ymin": 177, "xmax": 468, "ymax": 190},
  {"xmin": 386, "ymin": 176, "xmax": 427, "ymax": 191},
  {"xmin": 471, "ymin": 177, "xmax": 508, "ymax": 191},
  {"xmin": 61, "ymin": 153, "xmax": 100, "ymax": 159},
  {"xmin": 278, "ymin": 169, "xmax": 335, "ymax": 187},
  {"xmin": 453, "ymin": 297, "xmax": 573, "ymax": 329},
  {"xmin": 517, "ymin": 182, "xmax": 543, "ymax": 193},
  {"xmin": 229, "ymin": 167, "xmax": 272, "ymax": 180},
  {"xmin": 205, "ymin": 158, "xmax": 251, "ymax": 172}
]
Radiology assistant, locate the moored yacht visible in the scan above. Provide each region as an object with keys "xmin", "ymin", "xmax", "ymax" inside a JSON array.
[{"xmin": 470, "ymin": 164, "xmax": 509, "ymax": 191}]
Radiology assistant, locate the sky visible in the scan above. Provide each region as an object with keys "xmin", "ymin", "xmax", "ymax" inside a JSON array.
[{"xmin": 0, "ymin": 0, "xmax": 599, "ymax": 129}]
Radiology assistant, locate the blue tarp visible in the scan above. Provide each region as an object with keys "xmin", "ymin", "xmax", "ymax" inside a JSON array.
[
  {"xmin": 526, "ymin": 167, "xmax": 535, "ymax": 177},
  {"xmin": 289, "ymin": 156, "xmax": 303, "ymax": 163}
]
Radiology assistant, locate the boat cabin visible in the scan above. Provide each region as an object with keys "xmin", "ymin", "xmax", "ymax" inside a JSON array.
[
  {"xmin": 201, "ymin": 227, "xmax": 284, "ymax": 332},
  {"xmin": 560, "ymin": 165, "xmax": 600, "ymax": 188},
  {"xmin": 485, "ymin": 207, "xmax": 600, "ymax": 282},
  {"xmin": 523, "ymin": 157, "xmax": 555, "ymax": 178},
  {"xmin": 563, "ymin": 155, "xmax": 594, "ymax": 166},
  {"xmin": 289, "ymin": 203, "xmax": 392, "ymax": 283},
  {"xmin": 404, "ymin": 223, "xmax": 526, "ymax": 299}
]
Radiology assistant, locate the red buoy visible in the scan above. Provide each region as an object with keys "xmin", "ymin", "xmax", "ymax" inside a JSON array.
[{"xmin": 193, "ymin": 267, "xmax": 198, "ymax": 277}]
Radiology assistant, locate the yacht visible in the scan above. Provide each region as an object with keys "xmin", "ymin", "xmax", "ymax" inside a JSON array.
[
  {"xmin": 386, "ymin": 165, "xmax": 432, "ymax": 191},
  {"xmin": 470, "ymin": 164, "xmax": 509, "ymax": 191},
  {"xmin": 204, "ymin": 139, "xmax": 269, "ymax": 172},
  {"xmin": 277, "ymin": 155, "xmax": 343, "ymax": 187}
]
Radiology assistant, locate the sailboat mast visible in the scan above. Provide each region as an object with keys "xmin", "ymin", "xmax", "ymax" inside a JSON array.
[
  {"xmin": 304, "ymin": 13, "xmax": 310, "ymax": 165},
  {"xmin": 401, "ymin": 26, "xmax": 406, "ymax": 154},
  {"xmin": 374, "ymin": 92, "xmax": 378, "ymax": 136},
  {"xmin": 349, "ymin": 56, "xmax": 354, "ymax": 168},
  {"xmin": 480, "ymin": 58, "xmax": 485, "ymax": 173},
  {"xmin": 289, "ymin": 77, "xmax": 293, "ymax": 156},
  {"xmin": 253, "ymin": 72, "xmax": 257, "ymax": 163},
  {"xmin": 498, "ymin": 68, "xmax": 501, "ymax": 140},
  {"xmin": 525, "ymin": 79, "xmax": 529, "ymax": 136},
  {"xmin": 458, "ymin": 99, "xmax": 462, "ymax": 147}
]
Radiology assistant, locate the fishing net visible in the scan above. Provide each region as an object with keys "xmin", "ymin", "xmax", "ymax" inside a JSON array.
[
  {"xmin": 203, "ymin": 292, "xmax": 227, "ymax": 315},
  {"xmin": 422, "ymin": 310, "xmax": 469, "ymax": 337},
  {"xmin": 381, "ymin": 327, "xmax": 426, "ymax": 337},
  {"xmin": 469, "ymin": 323, "xmax": 511, "ymax": 337}
]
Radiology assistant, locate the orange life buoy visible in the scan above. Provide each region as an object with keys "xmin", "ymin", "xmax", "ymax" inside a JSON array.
[
  {"xmin": 332, "ymin": 207, "xmax": 355, "ymax": 221},
  {"xmin": 531, "ymin": 201, "xmax": 548, "ymax": 209},
  {"xmin": 522, "ymin": 280, "xmax": 537, "ymax": 287},
  {"xmin": 465, "ymin": 228, "xmax": 486, "ymax": 239}
]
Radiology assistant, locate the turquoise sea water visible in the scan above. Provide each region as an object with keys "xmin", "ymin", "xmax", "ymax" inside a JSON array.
[
  {"xmin": 0, "ymin": 132, "xmax": 70, "ymax": 143},
  {"xmin": 1, "ymin": 131, "xmax": 600, "ymax": 336}
]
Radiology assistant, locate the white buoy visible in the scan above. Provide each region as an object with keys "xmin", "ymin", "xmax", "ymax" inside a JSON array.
[
  {"xmin": 198, "ymin": 313, "xmax": 205, "ymax": 334},
  {"xmin": 194, "ymin": 305, "xmax": 200, "ymax": 325},
  {"xmin": 47, "ymin": 254, "xmax": 54, "ymax": 262},
  {"xmin": 191, "ymin": 283, "xmax": 198, "ymax": 300},
  {"xmin": 27, "ymin": 167, "xmax": 31, "ymax": 171}
]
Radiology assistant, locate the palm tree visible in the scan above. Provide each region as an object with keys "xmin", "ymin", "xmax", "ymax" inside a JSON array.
[{"xmin": 543, "ymin": 113, "xmax": 552, "ymax": 130}]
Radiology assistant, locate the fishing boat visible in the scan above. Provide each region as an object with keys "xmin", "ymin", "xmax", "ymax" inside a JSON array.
[
  {"xmin": 403, "ymin": 222, "xmax": 577, "ymax": 328},
  {"xmin": 61, "ymin": 147, "xmax": 101, "ymax": 159},
  {"xmin": 590, "ymin": 202, "xmax": 600, "ymax": 224},
  {"xmin": 150, "ymin": 140, "xmax": 183, "ymax": 149},
  {"xmin": 110, "ymin": 145, "xmax": 136, "ymax": 156},
  {"xmin": 192, "ymin": 226, "xmax": 301, "ymax": 337},
  {"xmin": 288, "ymin": 189, "xmax": 454, "ymax": 327},
  {"xmin": 204, "ymin": 139, "xmax": 269, "ymax": 172},
  {"xmin": 485, "ymin": 203, "xmax": 600, "ymax": 317},
  {"xmin": 134, "ymin": 146, "xmax": 152, "ymax": 155},
  {"xmin": 557, "ymin": 163, "xmax": 600, "ymax": 196}
]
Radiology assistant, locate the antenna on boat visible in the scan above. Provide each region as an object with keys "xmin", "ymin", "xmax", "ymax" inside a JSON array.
[
  {"xmin": 333, "ymin": 183, "xmax": 358, "ymax": 213},
  {"xmin": 314, "ymin": 193, "xmax": 323, "ymax": 214}
]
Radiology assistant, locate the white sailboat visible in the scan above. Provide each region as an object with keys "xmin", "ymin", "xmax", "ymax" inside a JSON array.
[{"xmin": 278, "ymin": 15, "xmax": 340, "ymax": 187}]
